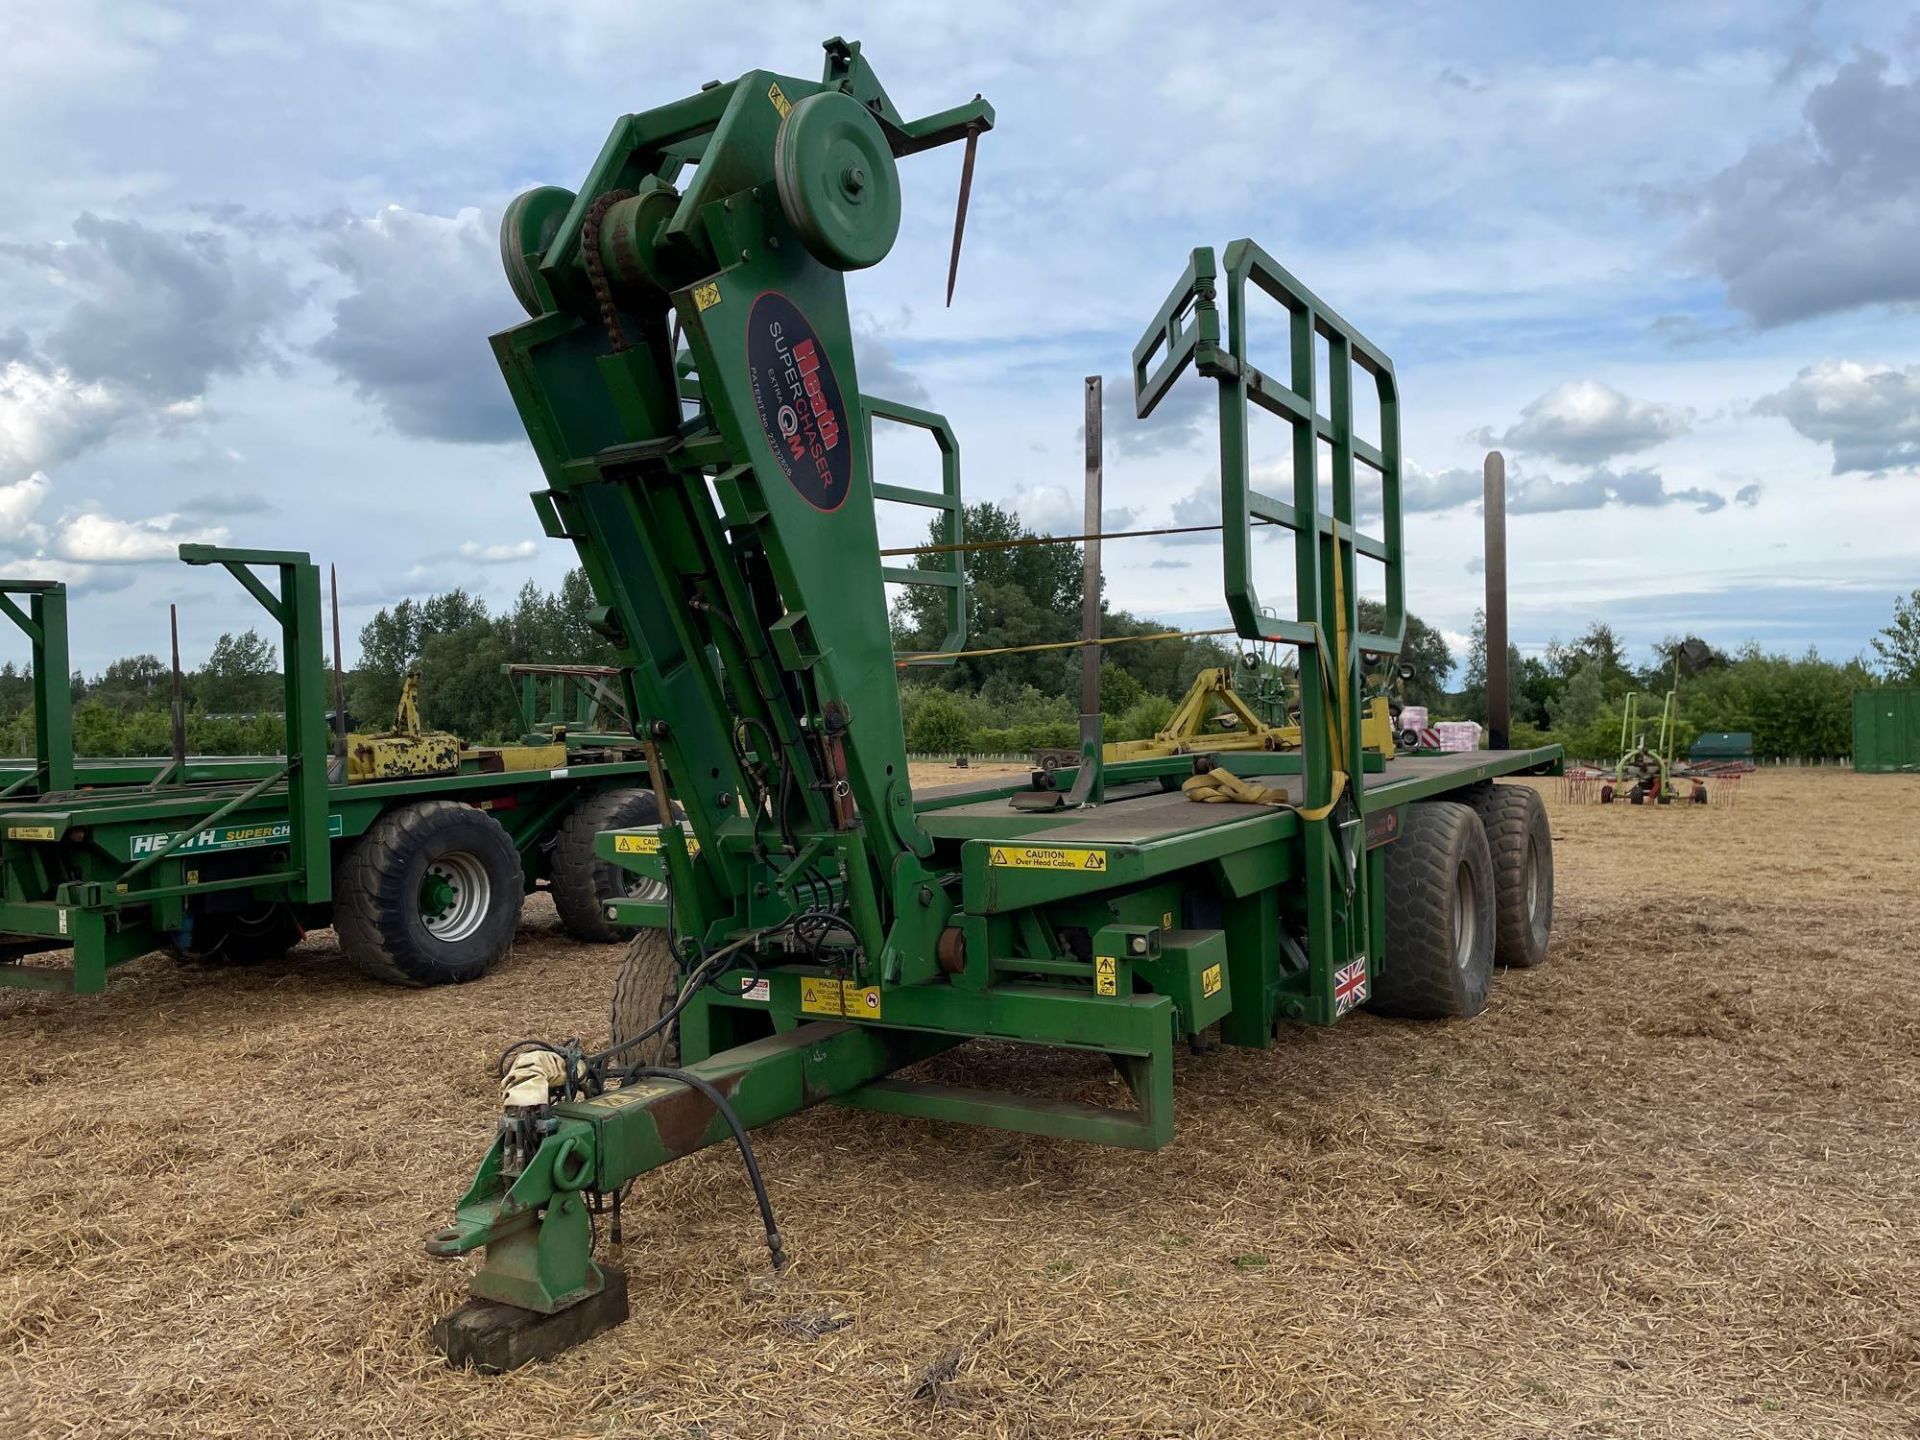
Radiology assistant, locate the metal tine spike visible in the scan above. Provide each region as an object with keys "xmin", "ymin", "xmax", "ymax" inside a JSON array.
[
  {"xmin": 944, "ymin": 113, "xmax": 982, "ymax": 307},
  {"xmin": 330, "ymin": 564, "xmax": 349, "ymax": 762}
]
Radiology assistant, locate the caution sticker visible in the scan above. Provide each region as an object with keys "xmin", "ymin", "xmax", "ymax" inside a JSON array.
[
  {"xmin": 767, "ymin": 81, "xmax": 792, "ymax": 118},
  {"xmin": 987, "ymin": 845, "xmax": 1109, "ymax": 873},
  {"xmin": 1202, "ymin": 963, "xmax": 1223, "ymax": 998},
  {"xmin": 799, "ymin": 976, "xmax": 841, "ymax": 1016},
  {"xmin": 1094, "ymin": 955, "xmax": 1118, "ymax": 997},
  {"xmin": 799, "ymin": 977, "xmax": 884, "ymax": 1019},
  {"xmin": 6, "ymin": 825, "xmax": 56, "ymax": 841},
  {"xmin": 613, "ymin": 831, "xmax": 700, "ymax": 858},
  {"xmin": 692, "ymin": 281, "xmax": 722, "ymax": 312}
]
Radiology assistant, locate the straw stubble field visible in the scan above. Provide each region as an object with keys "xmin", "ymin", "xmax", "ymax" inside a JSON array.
[{"xmin": 1, "ymin": 767, "xmax": 1915, "ymax": 1438}]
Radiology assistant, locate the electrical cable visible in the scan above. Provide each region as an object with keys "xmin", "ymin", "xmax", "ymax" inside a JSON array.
[
  {"xmin": 898, "ymin": 626, "xmax": 1241, "ymax": 666},
  {"xmin": 878, "ymin": 516, "xmax": 1283, "ymax": 558}
]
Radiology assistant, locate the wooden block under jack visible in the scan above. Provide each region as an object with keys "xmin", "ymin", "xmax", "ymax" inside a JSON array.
[{"xmin": 433, "ymin": 1267, "xmax": 630, "ymax": 1372}]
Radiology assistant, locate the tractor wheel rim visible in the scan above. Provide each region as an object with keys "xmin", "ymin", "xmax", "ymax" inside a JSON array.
[
  {"xmin": 1452, "ymin": 862, "xmax": 1477, "ymax": 970},
  {"xmin": 1524, "ymin": 838, "xmax": 1540, "ymax": 928},
  {"xmin": 420, "ymin": 851, "xmax": 491, "ymax": 942},
  {"xmin": 624, "ymin": 875, "xmax": 668, "ymax": 905}
]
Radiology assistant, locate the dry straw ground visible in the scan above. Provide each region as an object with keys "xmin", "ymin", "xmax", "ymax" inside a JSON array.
[{"xmin": 2, "ymin": 767, "xmax": 1915, "ymax": 1438}]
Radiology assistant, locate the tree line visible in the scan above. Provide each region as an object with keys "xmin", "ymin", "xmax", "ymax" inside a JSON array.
[
  {"xmin": 1, "ymin": 500, "xmax": 1911, "ymax": 764},
  {"xmin": 0, "ymin": 573, "xmax": 615, "ymax": 760}
]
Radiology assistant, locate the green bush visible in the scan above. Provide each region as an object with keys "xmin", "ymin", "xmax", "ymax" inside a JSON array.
[
  {"xmin": 1014, "ymin": 721, "xmax": 1076, "ymax": 750},
  {"xmin": 906, "ymin": 691, "xmax": 975, "ymax": 753},
  {"xmin": 1115, "ymin": 694, "xmax": 1175, "ymax": 742}
]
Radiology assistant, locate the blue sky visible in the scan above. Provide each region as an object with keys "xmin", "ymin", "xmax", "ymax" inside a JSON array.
[{"xmin": 0, "ymin": 0, "xmax": 1915, "ymax": 678}]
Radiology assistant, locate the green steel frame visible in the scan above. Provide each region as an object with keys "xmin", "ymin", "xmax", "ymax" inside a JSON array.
[
  {"xmin": 425, "ymin": 39, "xmax": 1561, "ymax": 1335},
  {"xmin": 0, "ymin": 549, "xmax": 655, "ymax": 993}
]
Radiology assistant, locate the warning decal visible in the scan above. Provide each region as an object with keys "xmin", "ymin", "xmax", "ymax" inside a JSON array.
[
  {"xmin": 1094, "ymin": 955, "xmax": 1118, "ymax": 997},
  {"xmin": 799, "ymin": 976, "xmax": 841, "ymax": 1016},
  {"xmin": 613, "ymin": 830, "xmax": 700, "ymax": 859},
  {"xmin": 986, "ymin": 845, "xmax": 1109, "ymax": 872},
  {"xmin": 799, "ymin": 978, "xmax": 884, "ymax": 1020},
  {"xmin": 1202, "ymin": 963, "xmax": 1223, "ymax": 998}
]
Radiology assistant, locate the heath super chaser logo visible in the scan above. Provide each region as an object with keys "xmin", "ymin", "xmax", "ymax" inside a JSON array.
[
  {"xmin": 745, "ymin": 291, "xmax": 851, "ymax": 512},
  {"xmin": 127, "ymin": 814, "xmax": 346, "ymax": 858}
]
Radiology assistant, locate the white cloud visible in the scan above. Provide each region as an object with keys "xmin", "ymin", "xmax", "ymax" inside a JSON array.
[
  {"xmin": 1508, "ymin": 463, "xmax": 1724, "ymax": 515},
  {"xmin": 0, "ymin": 470, "xmax": 53, "ymax": 535},
  {"xmin": 1753, "ymin": 360, "xmax": 1920, "ymax": 474},
  {"xmin": 1004, "ymin": 483, "xmax": 1135, "ymax": 536},
  {"xmin": 0, "ymin": 213, "xmax": 295, "ymax": 403},
  {"xmin": 54, "ymin": 509, "xmax": 229, "ymax": 563},
  {"xmin": 1685, "ymin": 52, "xmax": 1920, "ymax": 326},
  {"xmin": 0, "ymin": 358, "xmax": 140, "ymax": 483},
  {"xmin": 458, "ymin": 539, "xmax": 539, "ymax": 563},
  {"xmin": 314, "ymin": 205, "xmax": 525, "ymax": 443},
  {"xmin": 1402, "ymin": 461, "xmax": 1484, "ymax": 514},
  {"xmin": 1492, "ymin": 380, "xmax": 1692, "ymax": 465}
]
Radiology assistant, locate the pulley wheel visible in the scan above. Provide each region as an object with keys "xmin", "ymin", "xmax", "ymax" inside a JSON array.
[
  {"xmin": 774, "ymin": 91, "xmax": 900, "ymax": 271},
  {"xmin": 501, "ymin": 185, "xmax": 576, "ymax": 317}
]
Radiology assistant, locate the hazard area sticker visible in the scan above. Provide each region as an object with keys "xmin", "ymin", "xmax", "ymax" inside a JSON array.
[
  {"xmin": 799, "ymin": 977, "xmax": 883, "ymax": 1019},
  {"xmin": 986, "ymin": 845, "xmax": 1108, "ymax": 872}
]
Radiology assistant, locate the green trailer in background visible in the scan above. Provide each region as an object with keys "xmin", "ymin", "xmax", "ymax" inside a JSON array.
[
  {"xmin": 0, "ymin": 548, "xmax": 665, "ymax": 994},
  {"xmin": 1852, "ymin": 688, "xmax": 1920, "ymax": 773}
]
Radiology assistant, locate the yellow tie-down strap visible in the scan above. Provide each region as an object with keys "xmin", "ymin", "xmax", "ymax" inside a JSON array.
[{"xmin": 1180, "ymin": 765, "xmax": 1347, "ymax": 822}]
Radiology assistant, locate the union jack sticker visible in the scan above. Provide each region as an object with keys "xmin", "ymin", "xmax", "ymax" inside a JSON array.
[{"xmin": 1332, "ymin": 958, "xmax": 1369, "ymax": 1016}]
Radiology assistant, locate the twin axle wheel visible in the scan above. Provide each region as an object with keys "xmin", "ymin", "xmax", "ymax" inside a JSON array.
[
  {"xmin": 323, "ymin": 789, "xmax": 664, "ymax": 987},
  {"xmin": 334, "ymin": 801, "xmax": 526, "ymax": 987},
  {"xmin": 1368, "ymin": 784, "xmax": 1553, "ymax": 1020}
]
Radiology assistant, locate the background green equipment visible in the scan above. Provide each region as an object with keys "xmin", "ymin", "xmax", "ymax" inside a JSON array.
[
  {"xmin": 0, "ymin": 550, "xmax": 665, "ymax": 992},
  {"xmin": 420, "ymin": 37, "xmax": 1564, "ymax": 1370}
]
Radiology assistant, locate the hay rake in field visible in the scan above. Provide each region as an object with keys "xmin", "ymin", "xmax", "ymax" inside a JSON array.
[
  {"xmin": 1561, "ymin": 764, "xmax": 1744, "ymax": 807},
  {"xmin": 1561, "ymin": 640, "xmax": 1745, "ymax": 807}
]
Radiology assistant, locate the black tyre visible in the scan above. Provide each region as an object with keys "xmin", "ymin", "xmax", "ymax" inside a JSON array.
[
  {"xmin": 551, "ymin": 789, "xmax": 670, "ymax": 943},
  {"xmin": 1465, "ymin": 783, "xmax": 1553, "ymax": 969},
  {"xmin": 173, "ymin": 902, "xmax": 303, "ymax": 967},
  {"xmin": 609, "ymin": 927, "xmax": 681, "ymax": 1067},
  {"xmin": 1368, "ymin": 800, "xmax": 1496, "ymax": 1019},
  {"xmin": 334, "ymin": 801, "xmax": 524, "ymax": 986}
]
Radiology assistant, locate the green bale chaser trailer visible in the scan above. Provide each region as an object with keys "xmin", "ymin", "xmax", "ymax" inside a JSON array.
[
  {"xmin": 0, "ymin": 549, "xmax": 667, "ymax": 994},
  {"xmin": 419, "ymin": 39, "xmax": 1564, "ymax": 1371}
]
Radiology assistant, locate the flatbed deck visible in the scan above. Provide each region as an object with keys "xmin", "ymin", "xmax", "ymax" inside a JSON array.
[{"xmin": 915, "ymin": 746, "xmax": 1561, "ymax": 845}]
